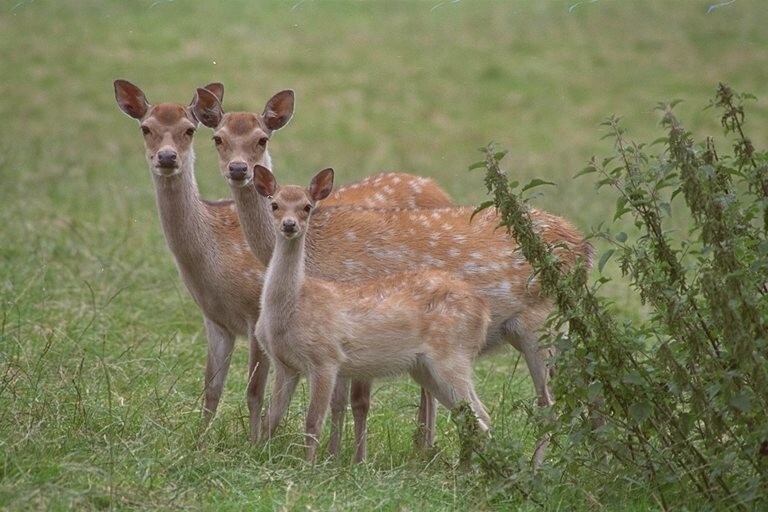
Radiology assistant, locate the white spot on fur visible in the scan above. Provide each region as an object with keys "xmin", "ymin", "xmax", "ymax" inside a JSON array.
[
  {"xmin": 422, "ymin": 255, "xmax": 445, "ymax": 267},
  {"xmin": 462, "ymin": 262, "xmax": 487, "ymax": 274}
]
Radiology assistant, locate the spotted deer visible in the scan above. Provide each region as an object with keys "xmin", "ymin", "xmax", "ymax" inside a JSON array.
[
  {"xmin": 192, "ymin": 87, "xmax": 593, "ymax": 464},
  {"xmin": 254, "ymin": 166, "xmax": 491, "ymax": 462},
  {"xmin": 113, "ymin": 80, "xmax": 455, "ymax": 445}
]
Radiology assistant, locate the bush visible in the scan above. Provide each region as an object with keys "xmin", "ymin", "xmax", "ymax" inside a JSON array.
[{"xmin": 474, "ymin": 84, "xmax": 768, "ymax": 510}]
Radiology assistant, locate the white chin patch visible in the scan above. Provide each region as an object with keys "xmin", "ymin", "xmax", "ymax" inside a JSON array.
[
  {"xmin": 153, "ymin": 166, "xmax": 181, "ymax": 177},
  {"xmin": 228, "ymin": 177, "xmax": 252, "ymax": 187}
]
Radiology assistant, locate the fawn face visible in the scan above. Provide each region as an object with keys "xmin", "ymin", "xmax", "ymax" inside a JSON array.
[
  {"xmin": 192, "ymin": 88, "xmax": 295, "ymax": 188},
  {"xmin": 253, "ymin": 165, "xmax": 334, "ymax": 240},
  {"xmin": 114, "ymin": 80, "xmax": 223, "ymax": 178}
]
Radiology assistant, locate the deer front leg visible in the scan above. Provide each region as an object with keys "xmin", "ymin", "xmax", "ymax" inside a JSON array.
[
  {"xmin": 262, "ymin": 362, "xmax": 300, "ymax": 443},
  {"xmin": 305, "ymin": 366, "xmax": 337, "ymax": 462},
  {"xmin": 327, "ymin": 376, "xmax": 349, "ymax": 458},
  {"xmin": 247, "ymin": 331, "xmax": 271, "ymax": 443},
  {"xmin": 202, "ymin": 318, "xmax": 235, "ymax": 424}
]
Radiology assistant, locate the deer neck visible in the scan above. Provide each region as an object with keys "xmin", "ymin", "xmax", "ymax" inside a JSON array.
[
  {"xmin": 150, "ymin": 152, "xmax": 214, "ymax": 270},
  {"xmin": 262, "ymin": 233, "xmax": 306, "ymax": 320},
  {"xmin": 228, "ymin": 155, "xmax": 276, "ymax": 266}
]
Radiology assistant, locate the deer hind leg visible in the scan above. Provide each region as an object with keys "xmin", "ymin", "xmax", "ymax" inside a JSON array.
[
  {"xmin": 327, "ymin": 377, "xmax": 349, "ymax": 458},
  {"xmin": 202, "ymin": 318, "xmax": 235, "ymax": 424},
  {"xmin": 410, "ymin": 358, "xmax": 490, "ymax": 433},
  {"xmin": 503, "ymin": 318, "xmax": 554, "ymax": 467},
  {"xmin": 414, "ymin": 388, "xmax": 437, "ymax": 450},
  {"xmin": 247, "ymin": 331, "xmax": 271, "ymax": 443},
  {"xmin": 305, "ymin": 365, "xmax": 338, "ymax": 462},
  {"xmin": 503, "ymin": 318, "xmax": 554, "ymax": 407},
  {"xmin": 350, "ymin": 380, "xmax": 371, "ymax": 463}
]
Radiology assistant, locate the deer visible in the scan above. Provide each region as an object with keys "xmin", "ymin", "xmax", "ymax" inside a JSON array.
[
  {"xmin": 192, "ymin": 87, "xmax": 594, "ymax": 465},
  {"xmin": 113, "ymin": 80, "xmax": 455, "ymax": 447},
  {"xmin": 254, "ymin": 166, "xmax": 492, "ymax": 462}
]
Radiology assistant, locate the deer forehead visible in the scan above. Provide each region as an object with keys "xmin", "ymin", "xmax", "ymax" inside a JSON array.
[
  {"xmin": 275, "ymin": 186, "xmax": 311, "ymax": 207},
  {"xmin": 218, "ymin": 112, "xmax": 267, "ymax": 138},
  {"xmin": 147, "ymin": 103, "xmax": 195, "ymax": 128}
]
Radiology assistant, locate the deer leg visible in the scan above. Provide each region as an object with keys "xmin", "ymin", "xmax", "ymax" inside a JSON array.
[
  {"xmin": 262, "ymin": 363, "xmax": 299, "ymax": 443},
  {"xmin": 247, "ymin": 331, "xmax": 271, "ymax": 443},
  {"xmin": 202, "ymin": 318, "xmax": 235, "ymax": 424},
  {"xmin": 305, "ymin": 366, "xmax": 337, "ymax": 462},
  {"xmin": 351, "ymin": 379, "xmax": 372, "ymax": 463},
  {"xmin": 414, "ymin": 388, "xmax": 437, "ymax": 450},
  {"xmin": 327, "ymin": 377, "xmax": 349, "ymax": 458},
  {"xmin": 505, "ymin": 322, "xmax": 554, "ymax": 467}
]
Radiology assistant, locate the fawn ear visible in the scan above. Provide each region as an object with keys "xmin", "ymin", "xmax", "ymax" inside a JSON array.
[
  {"xmin": 254, "ymin": 165, "xmax": 277, "ymax": 197},
  {"xmin": 114, "ymin": 79, "xmax": 149, "ymax": 120},
  {"xmin": 262, "ymin": 90, "xmax": 295, "ymax": 131},
  {"xmin": 309, "ymin": 168, "xmax": 334, "ymax": 201},
  {"xmin": 191, "ymin": 87, "xmax": 224, "ymax": 128}
]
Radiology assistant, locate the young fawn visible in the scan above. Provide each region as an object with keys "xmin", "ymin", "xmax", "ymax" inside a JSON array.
[
  {"xmin": 192, "ymin": 87, "xmax": 593, "ymax": 464},
  {"xmin": 113, "ymin": 80, "xmax": 455, "ymax": 444},
  {"xmin": 254, "ymin": 166, "xmax": 491, "ymax": 462}
]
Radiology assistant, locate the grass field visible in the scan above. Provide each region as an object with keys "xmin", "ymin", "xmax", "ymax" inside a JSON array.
[{"xmin": 2, "ymin": 0, "xmax": 767, "ymax": 509}]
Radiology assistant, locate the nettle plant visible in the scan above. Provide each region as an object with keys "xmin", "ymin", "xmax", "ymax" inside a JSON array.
[{"xmin": 474, "ymin": 84, "xmax": 767, "ymax": 510}]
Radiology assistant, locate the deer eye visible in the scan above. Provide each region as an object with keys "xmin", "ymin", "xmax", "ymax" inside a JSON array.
[
  {"xmin": 212, "ymin": 136, "xmax": 222, "ymax": 145},
  {"xmin": 141, "ymin": 126, "xmax": 150, "ymax": 135},
  {"xmin": 185, "ymin": 127, "xmax": 196, "ymax": 137},
  {"xmin": 303, "ymin": 204, "xmax": 312, "ymax": 213},
  {"xmin": 258, "ymin": 137, "xmax": 268, "ymax": 147},
  {"xmin": 271, "ymin": 202, "xmax": 278, "ymax": 211}
]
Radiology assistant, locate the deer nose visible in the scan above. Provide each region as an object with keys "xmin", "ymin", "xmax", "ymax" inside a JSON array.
[
  {"xmin": 282, "ymin": 219, "xmax": 297, "ymax": 233},
  {"xmin": 228, "ymin": 161, "xmax": 248, "ymax": 181},
  {"xmin": 157, "ymin": 150, "xmax": 177, "ymax": 167}
]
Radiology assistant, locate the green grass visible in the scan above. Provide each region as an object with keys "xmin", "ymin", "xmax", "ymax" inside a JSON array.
[{"xmin": 1, "ymin": 0, "xmax": 767, "ymax": 509}]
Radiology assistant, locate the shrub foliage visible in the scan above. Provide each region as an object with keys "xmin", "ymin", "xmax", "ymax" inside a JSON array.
[{"xmin": 475, "ymin": 84, "xmax": 768, "ymax": 510}]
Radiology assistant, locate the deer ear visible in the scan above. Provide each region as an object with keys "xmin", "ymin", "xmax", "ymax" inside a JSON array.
[
  {"xmin": 201, "ymin": 82, "xmax": 224, "ymax": 103},
  {"xmin": 114, "ymin": 79, "xmax": 149, "ymax": 119},
  {"xmin": 254, "ymin": 165, "xmax": 277, "ymax": 197},
  {"xmin": 309, "ymin": 168, "xmax": 334, "ymax": 201},
  {"xmin": 262, "ymin": 90, "xmax": 295, "ymax": 131},
  {"xmin": 191, "ymin": 87, "xmax": 224, "ymax": 128}
]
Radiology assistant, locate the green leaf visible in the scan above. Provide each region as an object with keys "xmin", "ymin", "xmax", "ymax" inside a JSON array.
[
  {"xmin": 522, "ymin": 179, "xmax": 556, "ymax": 193},
  {"xmin": 598, "ymin": 249, "xmax": 615, "ymax": 273},
  {"xmin": 622, "ymin": 371, "xmax": 644, "ymax": 386},
  {"xmin": 587, "ymin": 381, "xmax": 603, "ymax": 402},
  {"xmin": 470, "ymin": 201, "xmax": 495, "ymax": 221},
  {"xmin": 574, "ymin": 165, "xmax": 597, "ymax": 178},
  {"xmin": 729, "ymin": 392, "xmax": 752, "ymax": 413},
  {"xmin": 614, "ymin": 196, "xmax": 629, "ymax": 220},
  {"xmin": 629, "ymin": 401, "xmax": 652, "ymax": 425},
  {"xmin": 468, "ymin": 160, "xmax": 486, "ymax": 171}
]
